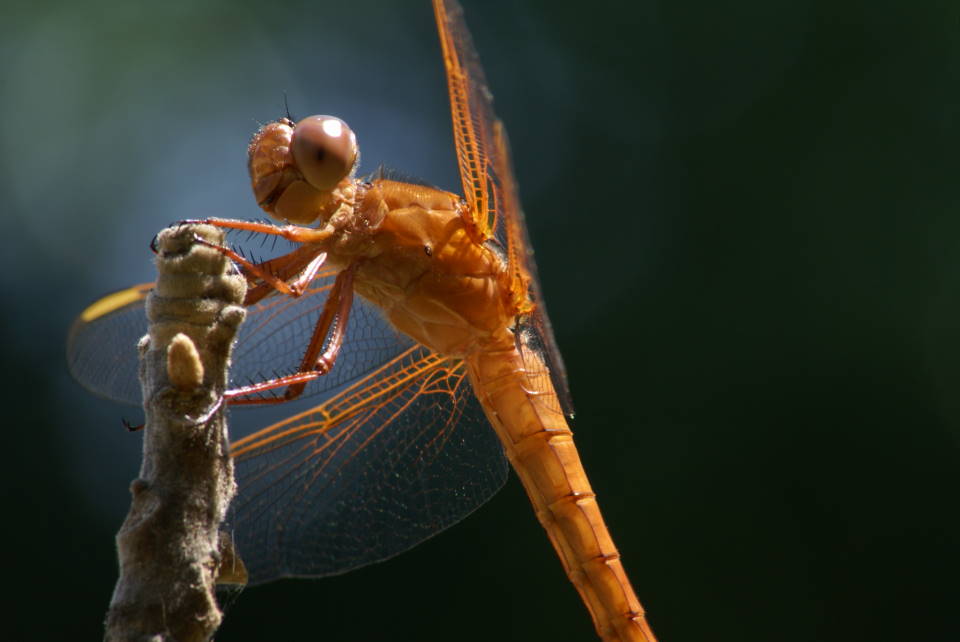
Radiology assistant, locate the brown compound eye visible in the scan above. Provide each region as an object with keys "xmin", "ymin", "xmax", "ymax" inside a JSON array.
[{"xmin": 290, "ymin": 115, "xmax": 358, "ymax": 191}]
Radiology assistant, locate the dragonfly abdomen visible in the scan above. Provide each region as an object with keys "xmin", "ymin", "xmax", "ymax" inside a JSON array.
[{"xmin": 465, "ymin": 342, "xmax": 657, "ymax": 642}]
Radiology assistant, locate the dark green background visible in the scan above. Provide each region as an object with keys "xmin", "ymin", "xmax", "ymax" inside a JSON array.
[{"xmin": 3, "ymin": 0, "xmax": 959, "ymax": 640}]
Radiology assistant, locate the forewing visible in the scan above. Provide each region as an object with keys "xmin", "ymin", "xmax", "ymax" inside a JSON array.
[
  {"xmin": 66, "ymin": 272, "xmax": 415, "ymax": 407},
  {"xmin": 67, "ymin": 283, "xmax": 153, "ymax": 406},
  {"xmin": 432, "ymin": 0, "xmax": 500, "ymax": 240},
  {"xmin": 229, "ymin": 345, "xmax": 509, "ymax": 583}
]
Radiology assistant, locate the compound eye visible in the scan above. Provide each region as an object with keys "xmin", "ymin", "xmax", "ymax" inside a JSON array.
[{"xmin": 290, "ymin": 115, "xmax": 358, "ymax": 191}]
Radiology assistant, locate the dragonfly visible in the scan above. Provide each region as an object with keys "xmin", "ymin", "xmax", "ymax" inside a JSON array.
[{"xmin": 67, "ymin": 1, "xmax": 657, "ymax": 640}]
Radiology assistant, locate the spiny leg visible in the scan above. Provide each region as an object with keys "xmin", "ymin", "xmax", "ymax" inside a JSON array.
[
  {"xmin": 181, "ymin": 217, "xmax": 334, "ymax": 244},
  {"xmin": 190, "ymin": 231, "xmax": 328, "ymax": 300},
  {"xmin": 226, "ymin": 263, "xmax": 357, "ymax": 405},
  {"xmin": 243, "ymin": 244, "xmax": 330, "ymax": 306}
]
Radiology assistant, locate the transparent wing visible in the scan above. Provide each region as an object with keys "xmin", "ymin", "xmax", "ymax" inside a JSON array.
[{"xmin": 229, "ymin": 345, "xmax": 508, "ymax": 583}]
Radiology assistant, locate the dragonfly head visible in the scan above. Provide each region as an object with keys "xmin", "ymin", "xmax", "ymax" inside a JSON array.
[{"xmin": 248, "ymin": 115, "xmax": 359, "ymax": 225}]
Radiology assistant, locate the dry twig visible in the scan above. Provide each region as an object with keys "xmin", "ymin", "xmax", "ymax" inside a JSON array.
[{"xmin": 104, "ymin": 224, "xmax": 247, "ymax": 642}]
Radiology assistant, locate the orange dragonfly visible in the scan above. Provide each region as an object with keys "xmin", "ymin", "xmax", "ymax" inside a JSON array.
[{"xmin": 67, "ymin": 1, "xmax": 656, "ymax": 640}]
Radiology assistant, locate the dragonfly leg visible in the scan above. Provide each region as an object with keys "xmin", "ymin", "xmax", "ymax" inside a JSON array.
[
  {"xmin": 226, "ymin": 263, "xmax": 357, "ymax": 405},
  {"xmin": 190, "ymin": 232, "xmax": 328, "ymax": 300},
  {"xmin": 181, "ymin": 217, "xmax": 335, "ymax": 244},
  {"xmin": 223, "ymin": 371, "xmax": 328, "ymax": 406},
  {"xmin": 305, "ymin": 261, "xmax": 355, "ymax": 377},
  {"xmin": 243, "ymin": 245, "xmax": 330, "ymax": 306}
]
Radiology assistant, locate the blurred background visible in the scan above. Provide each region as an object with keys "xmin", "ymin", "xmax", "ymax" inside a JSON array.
[{"xmin": 3, "ymin": 0, "xmax": 959, "ymax": 640}]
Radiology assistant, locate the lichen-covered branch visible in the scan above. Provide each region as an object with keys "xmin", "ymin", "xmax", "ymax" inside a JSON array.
[{"xmin": 104, "ymin": 224, "xmax": 247, "ymax": 642}]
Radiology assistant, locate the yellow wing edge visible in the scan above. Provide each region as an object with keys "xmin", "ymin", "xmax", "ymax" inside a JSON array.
[{"xmin": 79, "ymin": 282, "xmax": 154, "ymax": 322}]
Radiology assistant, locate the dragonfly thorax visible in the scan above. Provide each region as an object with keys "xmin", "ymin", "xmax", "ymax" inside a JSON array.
[{"xmin": 348, "ymin": 179, "xmax": 518, "ymax": 357}]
